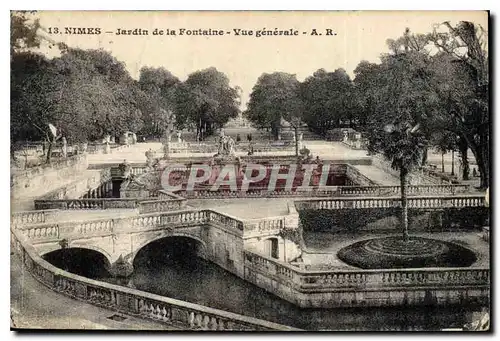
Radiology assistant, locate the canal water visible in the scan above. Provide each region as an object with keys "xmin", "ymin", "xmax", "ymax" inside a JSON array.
[{"xmin": 44, "ymin": 238, "xmax": 482, "ymax": 331}]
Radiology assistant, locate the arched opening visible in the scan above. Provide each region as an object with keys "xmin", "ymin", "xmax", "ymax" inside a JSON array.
[
  {"xmin": 264, "ymin": 237, "xmax": 279, "ymax": 259},
  {"xmin": 132, "ymin": 236, "xmax": 205, "ymax": 270},
  {"xmin": 42, "ymin": 248, "xmax": 112, "ymax": 279}
]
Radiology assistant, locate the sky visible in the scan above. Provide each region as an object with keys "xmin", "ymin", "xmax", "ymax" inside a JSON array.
[{"xmin": 34, "ymin": 11, "xmax": 488, "ymax": 109}]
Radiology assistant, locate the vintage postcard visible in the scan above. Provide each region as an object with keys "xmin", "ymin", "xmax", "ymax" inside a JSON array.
[{"xmin": 10, "ymin": 10, "xmax": 490, "ymax": 331}]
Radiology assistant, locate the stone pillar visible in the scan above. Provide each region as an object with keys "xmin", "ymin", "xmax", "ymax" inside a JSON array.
[{"xmin": 110, "ymin": 255, "xmax": 134, "ymax": 278}]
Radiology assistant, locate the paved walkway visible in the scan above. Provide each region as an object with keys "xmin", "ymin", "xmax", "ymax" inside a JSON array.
[
  {"xmin": 54, "ymin": 209, "xmax": 139, "ymax": 223},
  {"xmin": 10, "ymin": 253, "xmax": 178, "ymax": 330},
  {"xmin": 187, "ymin": 198, "xmax": 291, "ymax": 219}
]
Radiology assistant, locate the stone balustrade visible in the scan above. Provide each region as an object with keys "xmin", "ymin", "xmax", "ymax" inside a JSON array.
[
  {"xmin": 158, "ymin": 190, "xmax": 187, "ymax": 201},
  {"xmin": 207, "ymin": 211, "xmax": 244, "ymax": 232},
  {"xmin": 11, "ymin": 154, "xmax": 88, "ymax": 179},
  {"xmin": 11, "ymin": 229, "xmax": 299, "ymax": 331},
  {"xmin": 244, "ymin": 251, "xmax": 490, "ymax": 293},
  {"xmin": 35, "ymin": 192, "xmax": 185, "ymax": 212},
  {"xmin": 138, "ymin": 199, "xmax": 187, "ymax": 214},
  {"xmin": 11, "ymin": 209, "xmax": 58, "ymax": 226},
  {"xmin": 244, "ymin": 217, "xmax": 286, "ymax": 235},
  {"xmin": 35, "ymin": 168, "xmax": 111, "ymax": 202},
  {"xmin": 295, "ymin": 195, "xmax": 486, "ymax": 210},
  {"xmin": 35, "ymin": 198, "xmax": 140, "ymax": 210},
  {"xmin": 174, "ymin": 184, "xmax": 471, "ymax": 200},
  {"xmin": 338, "ymin": 184, "xmax": 470, "ymax": 196},
  {"xmin": 15, "ymin": 209, "xmax": 247, "ymax": 243}
]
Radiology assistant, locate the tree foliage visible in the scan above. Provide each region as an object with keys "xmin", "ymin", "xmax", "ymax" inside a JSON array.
[
  {"xmin": 300, "ymin": 68, "xmax": 355, "ymax": 135},
  {"xmin": 174, "ymin": 67, "xmax": 240, "ymax": 139},
  {"xmin": 244, "ymin": 72, "xmax": 303, "ymax": 139}
]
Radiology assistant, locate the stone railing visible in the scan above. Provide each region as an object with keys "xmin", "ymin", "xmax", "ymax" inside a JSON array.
[
  {"xmin": 11, "ymin": 230, "xmax": 299, "ymax": 331},
  {"xmin": 11, "ymin": 209, "xmax": 59, "ymax": 226},
  {"xmin": 11, "ymin": 155, "xmax": 90, "ymax": 198},
  {"xmin": 35, "ymin": 195, "xmax": 187, "ymax": 213},
  {"xmin": 174, "ymin": 184, "xmax": 471, "ymax": 200},
  {"xmin": 338, "ymin": 184, "xmax": 470, "ymax": 196},
  {"xmin": 34, "ymin": 198, "xmax": 140, "ymax": 210},
  {"xmin": 158, "ymin": 190, "xmax": 187, "ymax": 200},
  {"xmin": 11, "ymin": 154, "xmax": 88, "ymax": 178},
  {"xmin": 138, "ymin": 199, "xmax": 187, "ymax": 214},
  {"xmin": 244, "ymin": 251, "xmax": 490, "ymax": 293},
  {"xmin": 17, "ymin": 209, "xmax": 249, "ymax": 243},
  {"xmin": 244, "ymin": 216, "xmax": 286, "ymax": 237},
  {"xmin": 110, "ymin": 166, "xmax": 147, "ymax": 178},
  {"xmin": 206, "ymin": 210, "xmax": 244, "ymax": 233},
  {"xmin": 295, "ymin": 195, "xmax": 486, "ymax": 210}
]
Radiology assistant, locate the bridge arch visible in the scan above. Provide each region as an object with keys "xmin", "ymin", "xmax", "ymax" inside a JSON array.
[
  {"xmin": 41, "ymin": 246, "xmax": 113, "ymax": 278},
  {"xmin": 127, "ymin": 232, "xmax": 207, "ymax": 266},
  {"xmin": 39, "ymin": 243, "xmax": 114, "ymax": 266}
]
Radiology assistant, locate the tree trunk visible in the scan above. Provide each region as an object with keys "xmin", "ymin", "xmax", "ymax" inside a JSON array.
[
  {"xmin": 458, "ymin": 136, "xmax": 469, "ymax": 180},
  {"xmin": 400, "ymin": 168, "xmax": 409, "ymax": 242},
  {"xmin": 45, "ymin": 138, "xmax": 54, "ymax": 164},
  {"xmin": 463, "ymin": 130, "xmax": 489, "ymax": 188},
  {"xmin": 468, "ymin": 139, "xmax": 489, "ymax": 189},
  {"xmin": 441, "ymin": 152, "xmax": 445, "ymax": 173},
  {"xmin": 451, "ymin": 150, "xmax": 455, "ymax": 176},
  {"xmin": 421, "ymin": 146, "xmax": 428, "ymax": 165},
  {"xmin": 294, "ymin": 126, "xmax": 299, "ymax": 157},
  {"xmin": 271, "ymin": 123, "xmax": 280, "ymax": 140}
]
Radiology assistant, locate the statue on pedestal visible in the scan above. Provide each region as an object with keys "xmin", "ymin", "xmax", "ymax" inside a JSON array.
[
  {"xmin": 119, "ymin": 159, "xmax": 131, "ymax": 179},
  {"xmin": 61, "ymin": 137, "xmax": 68, "ymax": 158},
  {"xmin": 177, "ymin": 131, "xmax": 182, "ymax": 143},
  {"xmin": 215, "ymin": 130, "xmax": 235, "ymax": 160},
  {"xmin": 145, "ymin": 149, "xmax": 155, "ymax": 169}
]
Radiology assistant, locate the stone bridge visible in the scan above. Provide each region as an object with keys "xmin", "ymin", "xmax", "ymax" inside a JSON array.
[{"xmin": 15, "ymin": 207, "xmax": 301, "ymax": 278}]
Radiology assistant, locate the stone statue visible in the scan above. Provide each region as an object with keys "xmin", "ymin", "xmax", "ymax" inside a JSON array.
[
  {"xmin": 216, "ymin": 130, "xmax": 236, "ymax": 157},
  {"xmin": 119, "ymin": 159, "xmax": 131, "ymax": 179},
  {"xmin": 343, "ymin": 131, "xmax": 349, "ymax": 143},
  {"xmin": 104, "ymin": 141, "xmax": 111, "ymax": 154},
  {"xmin": 61, "ymin": 137, "xmax": 68, "ymax": 158},
  {"xmin": 177, "ymin": 131, "xmax": 182, "ymax": 143},
  {"xmin": 145, "ymin": 149, "xmax": 155, "ymax": 169}
]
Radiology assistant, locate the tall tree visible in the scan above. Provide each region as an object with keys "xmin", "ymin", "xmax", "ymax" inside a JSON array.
[
  {"xmin": 175, "ymin": 67, "xmax": 240, "ymax": 140},
  {"xmin": 138, "ymin": 67, "xmax": 180, "ymax": 138},
  {"xmin": 245, "ymin": 72, "xmax": 303, "ymax": 143},
  {"xmin": 362, "ymin": 31, "xmax": 432, "ymax": 241},
  {"xmin": 428, "ymin": 21, "xmax": 489, "ymax": 188},
  {"xmin": 300, "ymin": 68, "xmax": 354, "ymax": 135}
]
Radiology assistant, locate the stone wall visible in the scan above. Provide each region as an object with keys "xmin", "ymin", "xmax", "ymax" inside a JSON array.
[
  {"xmin": 243, "ymin": 251, "xmax": 490, "ymax": 308},
  {"xmin": 371, "ymin": 155, "xmax": 440, "ymax": 185},
  {"xmin": 11, "ymin": 155, "xmax": 89, "ymax": 199}
]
